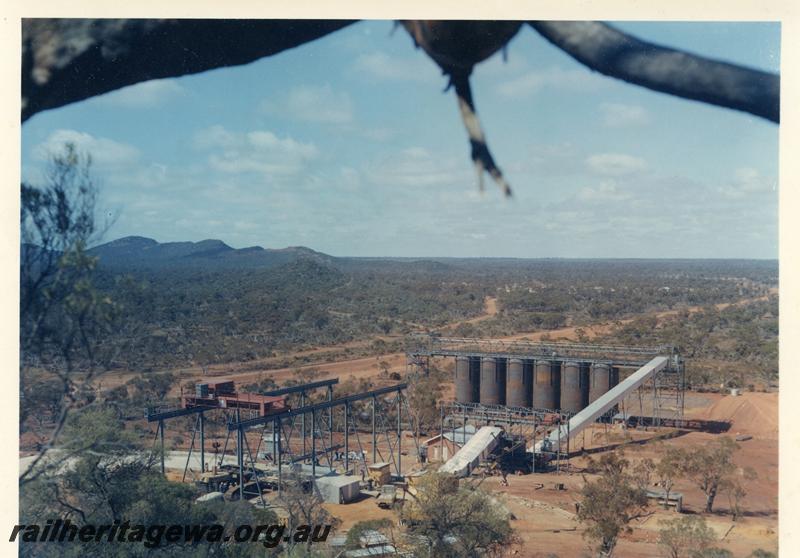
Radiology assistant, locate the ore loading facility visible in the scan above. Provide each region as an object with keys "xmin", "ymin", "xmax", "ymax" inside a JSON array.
[
  {"xmin": 407, "ymin": 335, "xmax": 685, "ymax": 474},
  {"xmin": 140, "ymin": 335, "xmax": 686, "ymax": 531}
]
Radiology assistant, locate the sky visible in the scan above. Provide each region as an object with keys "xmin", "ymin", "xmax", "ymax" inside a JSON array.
[{"xmin": 20, "ymin": 21, "xmax": 780, "ymax": 259}]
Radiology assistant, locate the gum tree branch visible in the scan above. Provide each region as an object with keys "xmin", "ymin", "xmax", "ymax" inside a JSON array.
[
  {"xmin": 22, "ymin": 19, "xmax": 356, "ymax": 122},
  {"xmin": 529, "ymin": 21, "xmax": 779, "ymax": 123}
]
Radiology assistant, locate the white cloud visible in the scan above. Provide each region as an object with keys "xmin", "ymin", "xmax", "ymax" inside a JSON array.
[
  {"xmin": 585, "ymin": 153, "xmax": 647, "ymax": 176},
  {"xmin": 576, "ymin": 180, "xmax": 632, "ymax": 203},
  {"xmin": 365, "ymin": 147, "xmax": 471, "ymax": 189},
  {"xmin": 193, "ymin": 126, "xmax": 318, "ymax": 177},
  {"xmin": 192, "ymin": 125, "xmax": 238, "ymax": 150},
  {"xmin": 95, "ymin": 79, "xmax": 185, "ymax": 108},
  {"xmin": 34, "ymin": 129, "xmax": 140, "ymax": 166},
  {"xmin": 496, "ymin": 67, "xmax": 605, "ymax": 98},
  {"xmin": 599, "ymin": 103, "xmax": 650, "ymax": 127},
  {"xmin": 718, "ymin": 167, "xmax": 776, "ymax": 199},
  {"xmin": 261, "ymin": 84, "xmax": 354, "ymax": 124},
  {"xmin": 246, "ymin": 131, "xmax": 318, "ymax": 159},
  {"xmin": 353, "ymin": 51, "xmax": 440, "ymax": 83}
]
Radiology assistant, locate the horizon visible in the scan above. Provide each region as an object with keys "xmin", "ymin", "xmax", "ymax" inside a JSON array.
[{"xmin": 87, "ymin": 234, "xmax": 780, "ymax": 262}]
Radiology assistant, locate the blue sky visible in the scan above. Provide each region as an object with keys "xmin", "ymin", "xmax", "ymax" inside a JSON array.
[{"xmin": 20, "ymin": 21, "xmax": 780, "ymax": 258}]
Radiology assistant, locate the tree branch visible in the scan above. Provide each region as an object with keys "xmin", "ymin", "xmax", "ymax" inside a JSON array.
[
  {"xmin": 451, "ymin": 72, "xmax": 512, "ymax": 197},
  {"xmin": 529, "ymin": 21, "xmax": 779, "ymax": 123},
  {"xmin": 22, "ymin": 19, "xmax": 357, "ymax": 121}
]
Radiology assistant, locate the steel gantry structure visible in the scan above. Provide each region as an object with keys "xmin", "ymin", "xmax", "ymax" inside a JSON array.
[
  {"xmin": 145, "ymin": 378, "xmax": 339, "ymax": 479},
  {"xmin": 226, "ymin": 383, "xmax": 414, "ymax": 504},
  {"xmin": 408, "ymin": 335, "xmax": 685, "ymax": 425},
  {"xmin": 147, "ymin": 379, "xmax": 418, "ymax": 506},
  {"xmin": 439, "ymin": 401, "xmax": 573, "ymax": 473}
]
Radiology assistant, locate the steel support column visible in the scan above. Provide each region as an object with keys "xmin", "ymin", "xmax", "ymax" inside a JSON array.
[
  {"xmin": 159, "ymin": 419, "xmax": 165, "ymax": 475},
  {"xmin": 344, "ymin": 401, "xmax": 350, "ymax": 473},
  {"xmin": 311, "ymin": 409, "xmax": 317, "ymax": 480},
  {"xmin": 277, "ymin": 417, "xmax": 283, "ymax": 494},
  {"xmin": 301, "ymin": 391, "xmax": 306, "ymax": 457},
  {"xmin": 200, "ymin": 411, "xmax": 205, "ymax": 473},
  {"xmin": 327, "ymin": 386, "xmax": 333, "ymax": 452},
  {"xmin": 397, "ymin": 394, "xmax": 402, "ymax": 476},
  {"xmin": 372, "ymin": 395, "xmax": 377, "ymax": 463}
]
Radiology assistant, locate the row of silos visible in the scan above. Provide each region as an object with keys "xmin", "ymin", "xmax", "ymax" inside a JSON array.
[{"xmin": 455, "ymin": 356, "xmax": 619, "ymax": 413}]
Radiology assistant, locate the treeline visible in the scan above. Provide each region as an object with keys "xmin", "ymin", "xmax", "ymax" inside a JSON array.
[
  {"xmin": 88, "ymin": 255, "xmax": 776, "ymax": 371},
  {"xmin": 597, "ymin": 296, "xmax": 779, "ymax": 387}
]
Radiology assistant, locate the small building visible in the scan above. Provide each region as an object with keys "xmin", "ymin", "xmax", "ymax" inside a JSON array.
[
  {"xmin": 315, "ymin": 475, "xmax": 361, "ymax": 504},
  {"xmin": 367, "ymin": 462, "xmax": 392, "ymax": 486},
  {"xmin": 342, "ymin": 545, "xmax": 397, "ymax": 557},
  {"xmin": 341, "ymin": 531, "xmax": 397, "ymax": 557},
  {"xmin": 359, "ymin": 530, "xmax": 390, "ymax": 547},
  {"xmin": 423, "ymin": 424, "xmax": 477, "ymax": 462}
]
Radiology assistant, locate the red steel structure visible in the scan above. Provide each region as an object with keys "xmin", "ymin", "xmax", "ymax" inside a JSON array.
[{"xmin": 181, "ymin": 381, "xmax": 287, "ymax": 416}]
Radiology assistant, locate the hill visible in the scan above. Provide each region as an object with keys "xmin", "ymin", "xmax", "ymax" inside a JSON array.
[{"xmin": 88, "ymin": 236, "xmax": 334, "ymax": 270}]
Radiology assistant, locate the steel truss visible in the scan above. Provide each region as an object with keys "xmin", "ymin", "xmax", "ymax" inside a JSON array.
[
  {"xmin": 420, "ymin": 337, "xmax": 685, "ymax": 476},
  {"xmin": 147, "ymin": 380, "xmax": 419, "ymax": 506},
  {"xmin": 409, "ymin": 335, "xmax": 685, "ymax": 426},
  {"xmin": 439, "ymin": 402, "xmax": 573, "ymax": 473},
  {"xmin": 407, "ymin": 334, "xmax": 673, "ymax": 368}
]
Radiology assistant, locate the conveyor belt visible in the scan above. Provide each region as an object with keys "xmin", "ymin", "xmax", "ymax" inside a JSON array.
[{"xmin": 535, "ymin": 356, "xmax": 669, "ymax": 452}]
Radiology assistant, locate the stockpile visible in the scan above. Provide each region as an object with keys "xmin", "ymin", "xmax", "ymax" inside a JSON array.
[{"xmin": 699, "ymin": 393, "xmax": 778, "ymax": 440}]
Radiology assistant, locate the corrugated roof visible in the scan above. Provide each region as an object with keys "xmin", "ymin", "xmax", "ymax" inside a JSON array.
[
  {"xmin": 360, "ymin": 530, "xmax": 390, "ymax": 546},
  {"xmin": 439, "ymin": 426, "xmax": 503, "ymax": 476},
  {"xmin": 424, "ymin": 424, "xmax": 476, "ymax": 446},
  {"xmin": 343, "ymin": 545, "xmax": 397, "ymax": 557},
  {"xmin": 316, "ymin": 475, "xmax": 361, "ymax": 488}
]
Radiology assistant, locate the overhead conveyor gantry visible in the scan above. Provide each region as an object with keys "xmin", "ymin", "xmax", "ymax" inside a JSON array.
[{"xmin": 535, "ymin": 356, "xmax": 669, "ymax": 452}]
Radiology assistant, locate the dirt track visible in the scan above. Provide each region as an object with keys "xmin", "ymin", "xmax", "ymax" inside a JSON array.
[
  {"xmin": 95, "ymin": 291, "xmax": 775, "ymax": 397},
  {"xmin": 176, "ymin": 292, "xmax": 775, "ymax": 392}
]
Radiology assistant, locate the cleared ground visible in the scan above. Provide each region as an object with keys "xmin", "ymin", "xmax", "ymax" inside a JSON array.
[
  {"xmin": 310, "ymin": 390, "xmax": 778, "ymax": 557},
  {"xmin": 85, "ymin": 293, "xmax": 778, "ymax": 556}
]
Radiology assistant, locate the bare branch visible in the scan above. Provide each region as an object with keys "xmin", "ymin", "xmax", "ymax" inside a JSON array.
[
  {"xmin": 451, "ymin": 73, "xmax": 513, "ymax": 197},
  {"xmin": 529, "ymin": 21, "xmax": 779, "ymax": 123},
  {"xmin": 22, "ymin": 19, "xmax": 356, "ymax": 121}
]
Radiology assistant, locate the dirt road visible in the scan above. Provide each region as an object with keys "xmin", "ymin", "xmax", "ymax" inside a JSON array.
[{"xmin": 99, "ymin": 291, "xmax": 775, "ymax": 394}]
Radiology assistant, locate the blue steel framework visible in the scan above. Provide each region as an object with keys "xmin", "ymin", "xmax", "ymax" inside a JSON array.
[{"xmin": 146, "ymin": 380, "xmax": 416, "ymax": 506}]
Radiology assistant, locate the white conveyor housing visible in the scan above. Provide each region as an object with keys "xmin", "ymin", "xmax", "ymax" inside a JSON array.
[
  {"xmin": 439, "ymin": 426, "xmax": 503, "ymax": 478},
  {"xmin": 534, "ymin": 356, "xmax": 668, "ymax": 452}
]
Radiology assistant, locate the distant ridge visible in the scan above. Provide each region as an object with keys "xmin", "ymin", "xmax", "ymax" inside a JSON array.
[{"xmin": 88, "ymin": 236, "xmax": 334, "ymax": 270}]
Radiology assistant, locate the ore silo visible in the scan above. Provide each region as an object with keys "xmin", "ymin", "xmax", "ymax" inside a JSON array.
[
  {"xmin": 532, "ymin": 360, "xmax": 560, "ymax": 410},
  {"xmin": 589, "ymin": 363, "xmax": 612, "ymax": 404},
  {"xmin": 559, "ymin": 361, "xmax": 585, "ymax": 414},
  {"xmin": 506, "ymin": 358, "xmax": 529, "ymax": 407},
  {"xmin": 479, "ymin": 357, "xmax": 499, "ymax": 405},
  {"xmin": 455, "ymin": 356, "xmax": 472, "ymax": 404}
]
